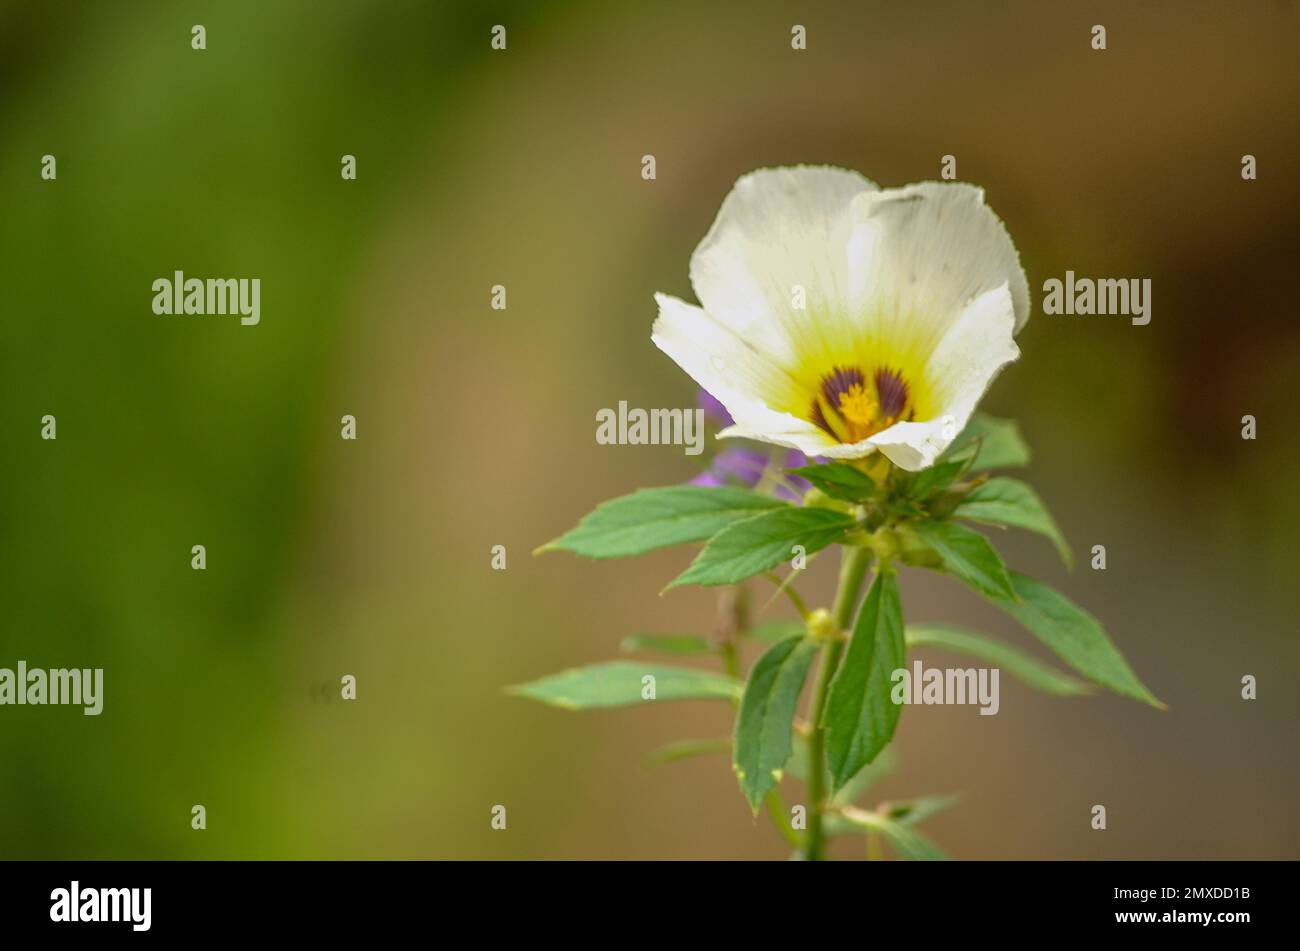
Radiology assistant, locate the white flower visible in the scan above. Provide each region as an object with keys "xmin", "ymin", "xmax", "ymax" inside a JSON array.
[{"xmin": 652, "ymin": 166, "xmax": 1030, "ymax": 471}]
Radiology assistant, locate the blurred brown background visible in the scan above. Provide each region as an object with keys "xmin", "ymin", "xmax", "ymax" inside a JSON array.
[{"xmin": 2, "ymin": 0, "xmax": 1296, "ymax": 858}]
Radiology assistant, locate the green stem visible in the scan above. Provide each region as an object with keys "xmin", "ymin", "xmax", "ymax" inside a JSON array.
[
  {"xmin": 760, "ymin": 570, "xmax": 811, "ymax": 619},
  {"xmin": 720, "ymin": 640, "xmax": 740, "ymax": 680},
  {"xmin": 802, "ymin": 545, "xmax": 872, "ymax": 860},
  {"xmin": 715, "ymin": 586, "xmax": 747, "ymax": 679}
]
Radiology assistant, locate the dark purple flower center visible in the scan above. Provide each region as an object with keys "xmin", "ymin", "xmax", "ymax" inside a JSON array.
[{"xmin": 810, "ymin": 365, "xmax": 912, "ymax": 443}]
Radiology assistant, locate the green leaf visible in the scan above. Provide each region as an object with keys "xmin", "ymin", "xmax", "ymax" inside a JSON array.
[
  {"xmin": 887, "ymin": 793, "xmax": 962, "ymax": 828},
  {"xmin": 823, "ymin": 570, "xmax": 906, "ymax": 790},
  {"xmin": 836, "ymin": 806, "xmax": 950, "ymax": 860},
  {"xmin": 831, "ymin": 746, "xmax": 899, "ymax": 806},
  {"xmin": 906, "ymin": 624, "xmax": 1092, "ymax": 696},
  {"xmin": 909, "ymin": 520, "xmax": 1017, "ymax": 600},
  {"xmin": 986, "ymin": 573, "xmax": 1163, "ymax": 708},
  {"xmin": 507, "ymin": 662, "xmax": 741, "ymax": 710},
  {"xmin": 748, "ymin": 620, "xmax": 806, "ymax": 644},
  {"xmin": 787, "ymin": 463, "xmax": 875, "ymax": 502},
  {"xmin": 904, "ymin": 456, "xmax": 970, "ymax": 501},
  {"xmin": 786, "ymin": 732, "xmax": 812, "ymax": 783},
  {"xmin": 620, "ymin": 634, "xmax": 715, "ymax": 655},
  {"xmin": 536, "ymin": 486, "xmax": 786, "ymax": 559},
  {"xmin": 945, "ymin": 413, "xmax": 1031, "ymax": 472},
  {"xmin": 733, "ymin": 635, "xmax": 820, "ymax": 812},
  {"xmin": 956, "ymin": 477, "xmax": 1074, "ymax": 568},
  {"xmin": 667, "ymin": 507, "xmax": 856, "ymax": 589},
  {"xmin": 642, "ymin": 737, "xmax": 732, "ymax": 770}
]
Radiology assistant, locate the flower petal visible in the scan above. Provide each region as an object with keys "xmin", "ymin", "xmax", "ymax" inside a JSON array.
[
  {"xmin": 653, "ymin": 293, "xmax": 841, "ymax": 457},
  {"xmin": 717, "ymin": 421, "xmax": 842, "ymax": 460},
  {"xmin": 865, "ymin": 283, "xmax": 1020, "ymax": 470},
  {"xmin": 689, "ymin": 166, "xmax": 878, "ymax": 369},
  {"xmin": 697, "ymin": 388, "xmax": 733, "ymax": 427},
  {"xmin": 846, "ymin": 183, "xmax": 1030, "ymax": 376},
  {"xmin": 653, "ymin": 293, "xmax": 798, "ymax": 410}
]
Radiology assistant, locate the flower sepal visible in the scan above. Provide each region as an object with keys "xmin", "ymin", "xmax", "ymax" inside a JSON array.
[{"xmin": 799, "ymin": 486, "xmax": 856, "ymax": 516}]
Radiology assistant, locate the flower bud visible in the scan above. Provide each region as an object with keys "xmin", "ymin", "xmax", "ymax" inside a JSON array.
[{"xmin": 805, "ymin": 608, "xmax": 838, "ymax": 641}]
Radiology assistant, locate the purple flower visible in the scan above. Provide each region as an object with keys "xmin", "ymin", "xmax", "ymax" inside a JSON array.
[
  {"xmin": 690, "ymin": 389, "xmax": 812, "ymax": 501},
  {"xmin": 697, "ymin": 389, "xmax": 734, "ymax": 428}
]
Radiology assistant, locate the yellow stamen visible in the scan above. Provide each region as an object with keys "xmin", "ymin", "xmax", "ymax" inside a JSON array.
[{"xmin": 837, "ymin": 383, "xmax": 877, "ymax": 436}]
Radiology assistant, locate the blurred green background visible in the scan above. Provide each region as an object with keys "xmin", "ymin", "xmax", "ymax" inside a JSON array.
[{"xmin": 1, "ymin": 0, "xmax": 1297, "ymax": 859}]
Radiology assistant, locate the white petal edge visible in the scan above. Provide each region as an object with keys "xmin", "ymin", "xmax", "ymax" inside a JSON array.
[
  {"xmin": 863, "ymin": 283, "xmax": 1020, "ymax": 470},
  {"xmin": 846, "ymin": 183, "xmax": 1030, "ymax": 371},
  {"xmin": 651, "ymin": 293, "xmax": 836, "ymax": 455},
  {"xmin": 716, "ymin": 422, "xmax": 843, "ymax": 459},
  {"xmin": 689, "ymin": 166, "xmax": 878, "ymax": 369}
]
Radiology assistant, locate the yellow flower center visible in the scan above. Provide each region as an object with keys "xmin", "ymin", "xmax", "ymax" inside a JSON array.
[
  {"xmin": 811, "ymin": 365, "xmax": 913, "ymax": 444},
  {"xmin": 837, "ymin": 384, "xmax": 877, "ymax": 430}
]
